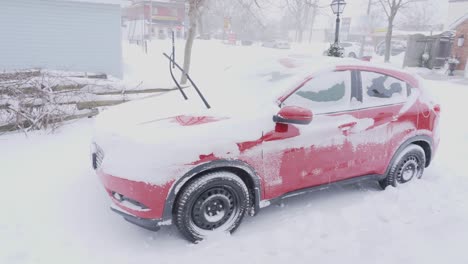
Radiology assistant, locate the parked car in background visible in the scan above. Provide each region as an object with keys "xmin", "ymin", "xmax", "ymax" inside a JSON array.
[
  {"xmin": 157, "ymin": 30, "xmax": 167, "ymax": 40},
  {"xmin": 241, "ymin": 39, "xmax": 254, "ymax": 46},
  {"xmin": 196, "ymin": 33, "xmax": 211, "ymax": 40},
  {"xmin": 323, "ymin": 42, "xmax": 373, "ymax": 59},
  {"xmin": 376, "ymin": 40, "xmax": 407, "ymax": 56},
  {"xmin": 92, "ymin": 57, "xmax": 440, "ymax": 243},
  {"xmin": 262, "ymin": 39, "xmax": 291, "ymax": 49},
  {"xmin": 340, "ymin": 42, "xmax": 361, "ymax": 58}
]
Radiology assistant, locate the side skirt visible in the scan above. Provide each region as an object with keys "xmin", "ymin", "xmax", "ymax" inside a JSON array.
[{"xmin": 260, "ymin": 174, "xmax": 383, "ymax": 209}]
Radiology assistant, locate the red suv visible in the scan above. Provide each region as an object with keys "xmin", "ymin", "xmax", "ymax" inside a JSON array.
[{"xmin": 92, "ymin": 58, "xmax": 440, "ymax": 242}]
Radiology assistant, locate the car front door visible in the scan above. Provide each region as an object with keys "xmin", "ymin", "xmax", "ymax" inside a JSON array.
[{"xmin": 261, "ymin": 70, "xmax": 362, "ymax": 199}]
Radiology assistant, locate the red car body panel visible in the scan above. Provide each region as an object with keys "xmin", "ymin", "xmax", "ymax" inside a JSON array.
[
  {"xmin": 96, "ymin": 64, "xmax": 440, "ymax": 223},
  {"xmin": 98, "ymin": 170, "xmax": 173, "ymax": 219}
]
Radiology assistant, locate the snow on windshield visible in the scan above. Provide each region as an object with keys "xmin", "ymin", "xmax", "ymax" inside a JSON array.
[{"xmin": 203, "ymin": 55, "xmax": 339, "ymax": 108}]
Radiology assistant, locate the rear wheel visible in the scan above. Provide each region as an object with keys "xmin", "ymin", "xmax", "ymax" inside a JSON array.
[
  {"xmin": 348, "ymin": 52, "xmax": 357, "ymax": 58},
  {"xmin": 174, "ymin": 171, "xmax": 250, "ymax": 243},
  {"xmin": 379, "ymin": 144, "xmax": 426, "ymax": 189}
]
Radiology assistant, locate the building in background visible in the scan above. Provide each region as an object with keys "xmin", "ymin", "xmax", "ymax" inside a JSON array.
[
  {"xmin": 448, "ymin": 0, "xmax": 468, "ymax": 75},
  {"xmin": 124, "ymin": 0, "xmax": 185, "ymax": 42},
  {"xmin": 449, "ymin": 14, "xmax": 468, "ymax": 74},
  {"xmin": 0, "ymin": 0, "xmax": 122, "ymax": 77}
]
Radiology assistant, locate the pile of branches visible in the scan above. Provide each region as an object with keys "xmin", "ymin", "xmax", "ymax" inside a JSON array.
[{"xmin": 0, "ymin": 70, "xmax": 91, "ymax": 133}]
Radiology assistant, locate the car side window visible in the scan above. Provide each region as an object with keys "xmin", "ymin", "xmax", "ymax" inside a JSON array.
[
  {"xmin": 283, "ymin": 71, "xmax": 351, "ymax": 114},
  {"xmin": 361, "ymin": 71, "xmax": 407, "ymax": 106}
]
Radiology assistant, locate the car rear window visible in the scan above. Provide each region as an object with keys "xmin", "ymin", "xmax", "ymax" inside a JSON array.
[{"xmin": 361, "ymin": 71, "xmax": 407, "ymax": 106}]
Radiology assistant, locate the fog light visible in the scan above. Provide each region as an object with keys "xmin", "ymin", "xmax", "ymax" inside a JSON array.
[
  {"xmin": 111, "ymin": 191, "xmax": 149, "ymax": 210},
  {"xmin": 113, "ymin": 192, "xmax": 123, "ymax": 201}
]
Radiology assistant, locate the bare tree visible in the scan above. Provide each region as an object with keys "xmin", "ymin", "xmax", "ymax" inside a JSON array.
[
  {"xmin": 306, "ymin": 0, "xmax": 320, "ymax": 43},
  {"xmin": 181, "ymin": 0, "xmax": 205, "ymax": 85},
  {"xmin": 181, "ymin": 0, "xmax": 264, "ymax": 84},
  {"xmin": 398, "ymin": 0, "xmax": 439, "ymax": 31},
  {"xmin": 285, "ymin": 0, "xmax": 311, "ymax": 42},
  {"xmin": 378, "ymin": 0, "xmax": 415, "ymax": 62}
]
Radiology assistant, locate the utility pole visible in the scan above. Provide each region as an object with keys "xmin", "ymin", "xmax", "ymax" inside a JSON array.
[
  {"xmin": 334, "ymin": 13, "xmax": 341, "ymax": 44},
  {"xmin": 358, "ymin": 0, "xmax": 372, "ymax": 58}
]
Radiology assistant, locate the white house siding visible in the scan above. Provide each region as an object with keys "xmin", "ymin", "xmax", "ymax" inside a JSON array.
[{"xmin": 0, "ymin": 0, "xmax": 122, "ymax": 77}]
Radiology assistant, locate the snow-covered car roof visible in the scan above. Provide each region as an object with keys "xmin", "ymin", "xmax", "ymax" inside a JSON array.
[{"xmin": 201, "ymin": 54, "xmax": 411, "ymax": 109}]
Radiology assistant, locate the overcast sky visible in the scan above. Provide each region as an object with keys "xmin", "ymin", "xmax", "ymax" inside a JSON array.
[
  {"xmin": 261, "ymin": 0, "xmax": 449, "ymax": 29},
  {"xmin": 67, "ymin": 0, "xmax": 449, "ymax": 30}
]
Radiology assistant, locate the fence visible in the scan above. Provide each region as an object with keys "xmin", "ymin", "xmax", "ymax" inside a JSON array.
[
  {"xmin": 0, "ymin": 71, "xmax": 177, "ymax": 133},
  {"xmin": 403, "ymin": 32, "xmax": 454, "ymax": 69}
]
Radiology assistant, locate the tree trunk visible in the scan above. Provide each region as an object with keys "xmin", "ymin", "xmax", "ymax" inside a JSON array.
[
  {"xmin": 297, "ymin": 27, "xmax": 303, "ymax": 43},
  {"xmin": 298, "ymin": 5, "xmax": 310, "ymax": 43},
  {"xmin": 359, "ymin": 0, "xmax": 373, "ymax": 57},
  {"xmin": 384, "ymin": 16, "xmax": 394, "ymax": 63},
  {"xmin": 308, "ymin": 4, "xmax": 317, "ymax": 43},
  {"xmin": 180, "ymin": 9, "xmax": 198, "ymax": 85},
  {"xmin": 198, "ymin": 15, "xmax": 204, "ymax": 36}
]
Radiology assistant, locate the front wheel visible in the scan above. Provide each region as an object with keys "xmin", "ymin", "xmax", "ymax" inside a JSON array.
[
  {"xmin": 174, "ymin": 171, "xmax": 250, "ymax": 243},
  {"xmin": 379, "ymin": 144, "xmax": 426, "ymax": 189}
]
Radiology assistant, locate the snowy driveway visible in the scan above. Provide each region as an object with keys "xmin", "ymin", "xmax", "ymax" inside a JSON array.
[{"xmin": 1, "ymin": 79, "xmax": 468, "ymax": 264}]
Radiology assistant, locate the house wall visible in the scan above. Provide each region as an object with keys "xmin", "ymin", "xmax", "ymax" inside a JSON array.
[
  {"xmin": 0, "ymin": 0, "xmax": 122, "ymax": 77},
  {"xmin": 452, "ymin": 20, "xmax": 468, "ymax": 71}
]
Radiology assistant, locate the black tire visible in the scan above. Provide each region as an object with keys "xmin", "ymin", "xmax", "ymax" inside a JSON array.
[
  {"xmin": 174, "ymin": 171, "xmax": 250, "ymax": 243},
  {"xmin": 349, "ymin": 52, "xmax": 357, "ymax": 58},
  {"xmin": 379, "ymin": 144, "xmax": 426, "ymax": 189}
]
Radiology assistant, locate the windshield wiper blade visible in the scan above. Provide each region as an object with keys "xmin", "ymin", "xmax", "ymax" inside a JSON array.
[
  {"xmin": 168, "ymin": 31, "xmax": 187, "ymax": 100},
  {"xmin": 168, "ymin": 52, "xmax": 188, "ymax": 100},
  {"xmin": 163, "ymin": 52, "xmax": 211, "ymax": 109}
]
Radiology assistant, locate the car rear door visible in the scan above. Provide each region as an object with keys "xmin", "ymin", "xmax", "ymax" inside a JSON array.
[{"xmin": 337, "ymin": 69, "xmax": 418, "ymax": 180}]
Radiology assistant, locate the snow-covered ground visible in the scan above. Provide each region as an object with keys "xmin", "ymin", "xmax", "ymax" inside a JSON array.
[
  {"xmin": 121, "ymin": 40, "xmax": 329, "ymax": 89},
  {"xmin": 120, "ymin": 39, "xmax": 402, "ymax": 89},
  {"xmin": 1, "ymin": 41, "xmax": 468, "ymax": 264}
]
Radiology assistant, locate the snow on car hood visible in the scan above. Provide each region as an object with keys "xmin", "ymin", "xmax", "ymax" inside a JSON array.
[
  {"xmin": 93, "ymin": 86, "xmax": 279, "ymax": 185},
  {"xmin": 92, "ymin": 55, "xmax": 367, "ymax": 184},
  {"xmin": 93, "ymin": 54, "xmax": 341, "ymax": 141}
]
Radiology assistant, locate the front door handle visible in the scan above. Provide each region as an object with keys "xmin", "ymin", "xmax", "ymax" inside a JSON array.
[
  {"xmin": 338, "ymin": 121, "xmax": 357, "ymax": 131},
  {"xmin": 338, "ymin": 121, "xmax": 357, "ymax": 136}
]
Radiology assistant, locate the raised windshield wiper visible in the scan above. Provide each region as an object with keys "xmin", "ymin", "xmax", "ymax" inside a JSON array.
[{"xmin": 163, "ymin": 31, "xmax": 211, "ymax": 109}]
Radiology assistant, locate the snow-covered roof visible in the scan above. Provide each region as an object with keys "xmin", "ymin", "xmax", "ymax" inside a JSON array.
[{"xmin": 449, "ymin": 13, "xmax": 468, "ymax": 30}]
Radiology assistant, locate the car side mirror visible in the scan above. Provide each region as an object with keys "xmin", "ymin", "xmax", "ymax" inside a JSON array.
[{"xmin": 273, "ymin": 106, "xmax": 313, "ymax": 125}]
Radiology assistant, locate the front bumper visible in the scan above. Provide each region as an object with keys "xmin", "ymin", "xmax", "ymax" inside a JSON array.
[
  {"xmin": 111, "ymin": 204, "xmax": 162, "ymax": 232},
  {"xmin": 97, "ymin": 170, "xmax": 174, "ymax": 219}
]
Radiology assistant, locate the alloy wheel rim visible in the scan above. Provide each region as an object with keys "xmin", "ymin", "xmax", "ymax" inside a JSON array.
[
  {"xmin": 398, "ymin": 156, "xmax": 421, "ymax": 183},
  {"xmin": 191, "ymin": 187, "xmax": 238, "ymax": 230}
]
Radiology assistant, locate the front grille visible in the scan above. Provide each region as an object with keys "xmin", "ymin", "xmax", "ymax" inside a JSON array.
[{"xmin": 92, "ymin": 143, "xmax": 104, "ymax": 170}]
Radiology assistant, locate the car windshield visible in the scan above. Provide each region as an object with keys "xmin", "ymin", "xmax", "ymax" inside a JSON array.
[{"xmin": 197, "ymin": 55, "xmax": 339, "ymax": 109}]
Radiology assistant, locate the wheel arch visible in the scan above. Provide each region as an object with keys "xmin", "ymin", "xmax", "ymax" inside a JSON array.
[
  {"xmin": 385, "ymin": 135, "xmax": 433, "ymax": 178},
  {"xmin": 162, "ymin": 160, "xmax": 262, "ymax": 221}
]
